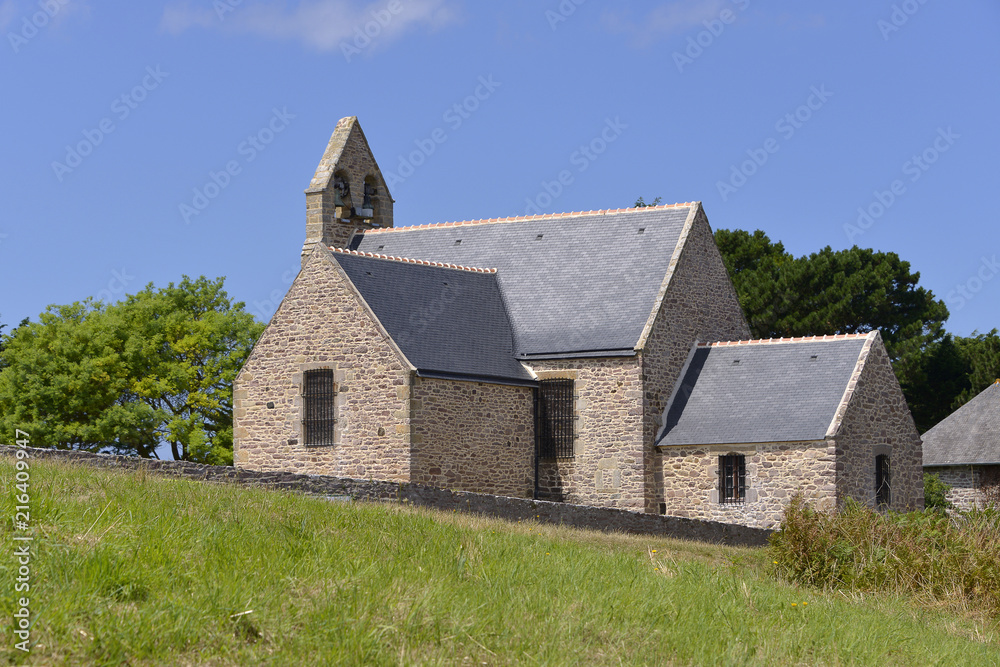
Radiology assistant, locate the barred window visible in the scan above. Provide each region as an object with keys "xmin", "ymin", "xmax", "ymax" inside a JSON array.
[
  {"xmin": 875, "ymin": 454, "xmax": 891, "ymax": 509},
  {"xmin": 538, "ymin": 379, "xmax": 574, "ymax": 458},
  {"xmin": 303, "ymin": 369, "xmax": 336, "ymax": 446},
  {"xmin": 719, "ymin": 454, "xmax": 746, "ymax": 504}
]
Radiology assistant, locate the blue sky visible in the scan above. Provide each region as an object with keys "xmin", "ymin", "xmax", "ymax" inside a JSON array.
[{"xmin": 2, "ymin": 0, "xmax": 998, "ymax": 339}]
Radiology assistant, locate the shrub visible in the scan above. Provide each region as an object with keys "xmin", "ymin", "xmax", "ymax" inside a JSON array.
[
  {"xmin": 769, "ymin": 495, "xmax": 1000, "ymax": 617},
  {"xmin": 923, "ymin": 472, "xmax": 952, "ymax": 510}
]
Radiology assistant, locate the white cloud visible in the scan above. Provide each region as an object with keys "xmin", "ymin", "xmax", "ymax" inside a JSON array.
[
  {"xmin": 602, "ymin": 0, "xmax": 728, "ymax": 47},
  {"xmin": 160, "ymin": 0, "xmax": 460, "ymax": 53}
]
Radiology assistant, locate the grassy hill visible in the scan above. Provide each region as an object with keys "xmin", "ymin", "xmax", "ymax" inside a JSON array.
[{"xmin": 1, "ymin": 458, "xmax": 998, "ymax": 665}]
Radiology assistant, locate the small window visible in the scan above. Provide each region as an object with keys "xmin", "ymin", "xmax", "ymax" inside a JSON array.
[
  {"xmin": 719, "ymin": 454, "xmax": 746, "ymax": 504},
  {"xmin": 303, "ymin": 369, "xmax": 336, "ymax": 446},
  {"xmin": 875, "ymin": 454, "xmax": 891, "ymax": 509},
  {"xmin": 538, "ymin": 379, "xmax": 574, "ymax": 458}
]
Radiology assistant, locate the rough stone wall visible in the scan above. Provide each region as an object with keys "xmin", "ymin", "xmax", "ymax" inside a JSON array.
[
  {"xmin": 925, "ymin": 465, "xmax": 983, "ymax": 510},
  {"xmin": 234, "ymin": 247, "xmax": 412, "ymax": 480},
  {"xmin": 0, "ymin": 445, "xmax": 772, "ymax": 548},
  {"xmin": 659, "ymin": 441, "xmax": 835, "ymax": 529},
  {"xmin": 409, "ymin": 377, "xmax": 535, "ymax": 498},
  {"xmin": 832, "ymin": 335, "xmax": 923, "ymax": 511},
  {"xmin": 303, "ymin": 117, "xmax": 393, "ymax": 262},
  {"xmin": 527, "ymin": 359, "xmax": 645, "ymax": 511},
  {"xmin": 639, "ymin": 206, "xmax": 751, "ymax": 512}
]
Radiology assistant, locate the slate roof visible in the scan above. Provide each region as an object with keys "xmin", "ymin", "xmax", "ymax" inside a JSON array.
[
  {"xmin": 331, "ymin": 250, "xmax": 534, "ymax": 385},
  {"xmin": 349, "ymin": 205, "xmax": 694, "ymax": 357},
  {"xmin": 922, "ymin": 381, "xmax": 1000, "ymax": 466},
  {"xmin": 656, "ymin": 336, "xmax": 870, "ymax": 446}
]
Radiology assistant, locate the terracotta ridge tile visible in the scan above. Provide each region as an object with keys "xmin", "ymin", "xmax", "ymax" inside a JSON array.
[
  {"xmin": 700, "ymin": 333, "xmax": 872, "ymax": 347},
  {"xmin": 360, "ymin": 202, "xmax": 697, "ymax": 234},
  {"xmin": 328, "ymin": 246, "xmax": 497, "ymax": 273}
]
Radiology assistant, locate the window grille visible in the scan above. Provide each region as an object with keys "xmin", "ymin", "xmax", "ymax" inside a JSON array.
[
  {"xmin": 303, "ymin": 369, "xmax": 336, "ymax": 446},
  {"xmin": 719, "ymin": 454, "xmax": 746, "ymax": 504},
  {"xmin": 875, "ymin": 454, "xmax": 891, "ymax": 509},
  {"xmin": 538, "ymin": 379, "xmax": 574, "ymax": 458}
]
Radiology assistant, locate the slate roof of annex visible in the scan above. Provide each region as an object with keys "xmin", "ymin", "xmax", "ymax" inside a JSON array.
[
  {"xmin": 922, "ymin": 381, "xmax": 1000, "ymax": 466},
  {"xmin": 656, "ymin": 335, "xmax": 870, "ymax": 446},
  {"xmin": 331, "ymin": 250, "xmax": 533, "ymax": 384},
  {"xmin": 348, "ymin": 204, "xmax": 694, "ymax": 357}
]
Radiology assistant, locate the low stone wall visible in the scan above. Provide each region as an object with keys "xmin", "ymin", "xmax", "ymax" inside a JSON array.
[{"xmin": 0, "ymin": 445, "xmax": 772, "ymax": 548}]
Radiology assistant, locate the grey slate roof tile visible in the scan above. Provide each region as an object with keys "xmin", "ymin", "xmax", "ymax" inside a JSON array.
[
  {"xmin": 332, "ymin": 252, "xmax": 533, "ymax": 384},
  {"xmin": 657, "ymin": 338, "xmax": 868, "ymax": 446},
  {"xmin": 350, "ymin": 206, "xmax": 692, "ymax": 356},
  {"xmin": 922, "ymin": 382, "xmax": 1000, "ymax": 465}
]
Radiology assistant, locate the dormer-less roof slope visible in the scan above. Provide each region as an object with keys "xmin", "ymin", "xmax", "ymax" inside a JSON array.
[
  {"xmin": 657, "ymin": 336, "xmax": 871, "ymax": 447},
  {"xmin": 331, "ymin": 250, "xmax": 533, "ymax": 385},
  {"xmin": 349, "ymin": 205, "xmax": 694, "ymax": 357},
  {"xmin": 922, "ymin": 381, "xmax": 1000, "ymax": 466}
]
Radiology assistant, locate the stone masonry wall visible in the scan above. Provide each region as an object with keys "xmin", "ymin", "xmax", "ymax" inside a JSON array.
[
  {"xmin": 659, "ymin": 441, "xmax": 835, "ymax": 529},
  {"xmin": 640, "ymin": 206, "xmax": 751, "ymax": 513},
  {"xmin": 833, "ymin": 335, "xmax": 923, "ymax": 511},
  {"xmin": 926, "ymin": 465, "xmax": 983, "ymax": 510},
  {"xmin": 527, "ymin": 359, "xmax": 645, "ymax": 511},
  {"xmin": 410, "ymin": 377, "xmax": 535, "ymax": 498},
  {"xmin": 234, "ymin": 247, "xmax": 412, "ymax": 480},
  {"xmin": 0, "ymin": 444, "xmax": 771, "ymax": 547}
]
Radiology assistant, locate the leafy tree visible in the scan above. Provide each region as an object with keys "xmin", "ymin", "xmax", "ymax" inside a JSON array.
[
  {"xmin": 714, "ymin": 228, "xmax": 955, "ymax": 430},
  {"xmin": 115, "ymin": 276, "xmax": 263, "ymax": 463},
  {"xmin": 954, "ymin": 329, "xmax": 1000, "ymax": 405},
  {"xmin": 0, "ymin": 277, "xmax": 263, "ymax": 463},
  {"xmin": 633, "ymin": 196, "xmax": 662, "ymax": 208}
]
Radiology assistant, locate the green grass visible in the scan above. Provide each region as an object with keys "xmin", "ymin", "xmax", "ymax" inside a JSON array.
[{"xmin": 0, "ymin": 459, "xmax": 998, "ymax": 665}]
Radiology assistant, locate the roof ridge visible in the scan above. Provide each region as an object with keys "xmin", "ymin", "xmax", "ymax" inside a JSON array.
[
  {"xmin": 697, "ymin": 333, "xmax": 873, "ymax": 347},
  {"xmin": 361, "ymin": 202, "xmax": 698, "ymax": 234},
  {"xmin": 329, "ymin": 246, "xmax": 497, "ymax": 274}
]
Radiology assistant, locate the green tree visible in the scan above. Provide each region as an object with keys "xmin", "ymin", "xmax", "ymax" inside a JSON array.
[
  {"xmin": 714, "ymin": 228, "xmax": 952, "ymax": 429},
  {"xmin": 115, "ymin": 276, "xmax": 263, "ymax": 464},
  {"xmin": 0, "ymin": 277, "xmax": 263, "ymax": 463}
]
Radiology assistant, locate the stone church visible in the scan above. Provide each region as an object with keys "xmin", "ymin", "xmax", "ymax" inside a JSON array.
[{"xmin": 233, "ymin": 116, "xmax": 923, "ymax": 527}]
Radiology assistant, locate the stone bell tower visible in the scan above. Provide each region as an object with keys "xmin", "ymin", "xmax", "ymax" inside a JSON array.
[{"xmin": 302, "ymin": 116, "xmax": 394, "ymax": 265}]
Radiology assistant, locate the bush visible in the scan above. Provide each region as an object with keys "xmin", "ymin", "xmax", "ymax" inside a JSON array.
[
  {"xmin": 924, "ymin": 472, "xmax": 952, "ymax": 510},
  {"xmin": 769, "ymin": 496, "xmax": 1000, "ymax": 617}
]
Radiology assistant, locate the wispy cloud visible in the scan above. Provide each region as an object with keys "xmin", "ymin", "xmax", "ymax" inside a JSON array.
[
  {"xmin": 160, "ymin": 0, "xmax": 460, "ymax": 53},
  {"xmin": 602, "ymin": 0, "xmax": 728, "ymax": 47},
  {"xmin": 0, "ymin": 1, "xmax": 17, "ymax": 31}
]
